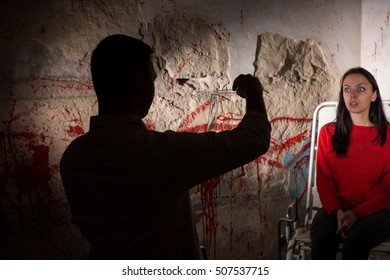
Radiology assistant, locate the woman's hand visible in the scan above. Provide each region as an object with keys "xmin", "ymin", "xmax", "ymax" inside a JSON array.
[{"xmin": 336, "ymin": 210, "xmax": 358, "ymax": 238}]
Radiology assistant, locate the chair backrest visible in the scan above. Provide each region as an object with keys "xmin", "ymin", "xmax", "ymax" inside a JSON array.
[{"xmin": 304, "ymin": 100, "xmax": 390, "ymax": 228}]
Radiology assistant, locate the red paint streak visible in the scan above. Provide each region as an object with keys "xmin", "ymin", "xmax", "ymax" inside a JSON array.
[
  {"xmin": 270, "ymin": 116, "xmax": 312, "ymax": 124},
  {"xmin": 28, "ymin": 77, "xmax": 93, "ymax": 93},
  {"xmin": 285, "ymin": 140, "xmax": 311, "ymax": 169},
  {"xmin": 181, "ymin": 124, "xmax": 208, "ymax": 133},
  {"xmin": 214, "ymin": 122, "xmax": 237, "ymax": 131},
  {"xmin": 267, "ymin": 131, "xmax": 310, "ymax": 158},
  {"xmin": 217, "ymin": 113, "xmax": 242, "ymax": 123},
  {"xmin": 260, "ymin": 157, "xmax": 285, "ymax": 169},
  {"xmin": 177, "ymin": 59, "xmax": 187, "ymax": 74},
  {"xmin": 177, "ymin": 100, "xmax": 241, "ymax": 133},
  {"xmin": 177, "ymin": 99, "xmax": 211, "ymax": 132}
]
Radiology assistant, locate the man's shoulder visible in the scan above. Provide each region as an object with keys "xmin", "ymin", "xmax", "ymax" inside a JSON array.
[
  {"xmin": 61, "ymin": 133, "xmax": 90, "ymax": 162},
  {"xmin": 65, "ymin": 133, "xmax": 89, "ymax": 149}
]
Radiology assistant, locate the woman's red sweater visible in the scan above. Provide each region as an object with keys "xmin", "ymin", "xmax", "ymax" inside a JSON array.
[{"xmin": 316, "ymin": 123, "xmax": 390, "ymax": 218}]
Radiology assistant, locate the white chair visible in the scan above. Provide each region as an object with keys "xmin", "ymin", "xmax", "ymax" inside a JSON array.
[{"xmin": 279, "ymin": 101, "xmax": 390, "ymax": 260}]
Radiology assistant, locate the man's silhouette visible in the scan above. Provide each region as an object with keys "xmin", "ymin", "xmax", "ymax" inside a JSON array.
[{"xmin": 60, "ymin": 34, "xmax": 271, "ymax": 259}]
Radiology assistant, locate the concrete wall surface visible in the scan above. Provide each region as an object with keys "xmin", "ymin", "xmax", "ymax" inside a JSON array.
[{"xmin": 0, "ymin": 0, "xmax": 385, "ymax": 259}]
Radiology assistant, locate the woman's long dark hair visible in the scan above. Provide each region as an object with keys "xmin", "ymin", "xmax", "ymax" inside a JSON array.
[{"xmin": 333, "ymin": 67, "xmax": 389, "ymax": 157}]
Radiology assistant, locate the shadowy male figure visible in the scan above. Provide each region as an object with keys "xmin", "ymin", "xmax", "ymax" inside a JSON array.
[{"xmin": 60, "ymin": 34, "xmax": 271, "ymax": 259}]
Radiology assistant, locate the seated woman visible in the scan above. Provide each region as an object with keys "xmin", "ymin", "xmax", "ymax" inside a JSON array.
[{"xmin": 310, "ymin": 67, "xmax": 390, "ymax": 259}]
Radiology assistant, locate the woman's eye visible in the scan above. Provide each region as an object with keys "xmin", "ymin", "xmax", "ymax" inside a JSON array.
[
  {"xmin": 358, "ymin": 87, "xmax": 365, "ymax": 92},
  {"xmin": 344, "ymin": 88, "xmax": 351, "ymax": 93}
]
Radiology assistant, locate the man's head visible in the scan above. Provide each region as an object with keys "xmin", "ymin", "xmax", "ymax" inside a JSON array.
[{"xmin": 91, "ymin": 34, "xmax": 156, "ymax": 117}]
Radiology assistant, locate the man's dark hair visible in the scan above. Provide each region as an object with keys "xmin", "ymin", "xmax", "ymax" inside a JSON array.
[{"xmin": 90, "ymin": 34, "xmax": 154, "ymax": 100}]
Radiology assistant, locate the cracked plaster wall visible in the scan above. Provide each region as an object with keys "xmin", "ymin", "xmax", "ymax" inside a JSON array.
[{"xmin": 0, "ymin": 0, "xmax": 374, "ymax": 259}]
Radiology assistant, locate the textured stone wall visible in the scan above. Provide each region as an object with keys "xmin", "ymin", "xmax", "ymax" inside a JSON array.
[{"xmin": 0, "ymin": 0, "xmax": 335, "ymax": 259}]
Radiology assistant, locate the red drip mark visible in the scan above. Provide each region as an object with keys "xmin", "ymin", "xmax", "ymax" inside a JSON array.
[
  {"xmin": 240, "ymin": 10, "xmax": 244, "ymax": 27},
  {"xmin": 386, "ymin": 12, "xmax": 390, "ymax": 29},
  {"xmin": 260, "ymin": 157, "xmax": 285, "ymax": 169},
  {"xmin": 214, "ymin": 122, "xmax": 238, "ymax": 132},
  {"xmin": 181, "ymin": 124, "xmax": 208, "ymax": 133},
  {"xmin": 381, "ymin": 27, "xmax": 384, "ymax": 46},
  {"xmin": 200, "ymin": 176, "xmax": 221, "ymax": 259},
  {"xmin": 373, "ymin": 42, "xmax": 377, "ymax": 62},
  {"xmin": 177, "ymin": 99, "xmax": 241, "ymax": 133}
]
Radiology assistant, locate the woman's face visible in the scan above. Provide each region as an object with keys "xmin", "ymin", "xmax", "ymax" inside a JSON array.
[{"xmin": 342, "ymin": 73, "xmax": 377, "ymax": 121}]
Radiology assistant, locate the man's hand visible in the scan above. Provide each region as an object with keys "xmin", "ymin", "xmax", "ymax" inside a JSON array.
[
  {"xmin": 233, "ymin": 74, "xmax": 267, "ymax": 114},
  {"xmin": 232, "ymin": 74, "xmax": 263, "ymax": 99}
]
